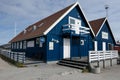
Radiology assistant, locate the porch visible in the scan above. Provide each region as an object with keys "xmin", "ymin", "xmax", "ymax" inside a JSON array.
[{"xmin": 58, "ymin": 50, "xmax": 119, "ymax": 69}]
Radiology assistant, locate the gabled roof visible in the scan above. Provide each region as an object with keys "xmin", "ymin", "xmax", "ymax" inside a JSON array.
[
  {"xmin": 10, "ymin": 3, "xmax": 74, "ymax": 43},
  {"xmin": 10, "ymin": 2, "xmax": 94, "ymax": 43},
  {"xmin": 89, "ymin": 17, "xmax": 106, "ymax": 35},
  {"xmin": 90, "ymin": 17, "xmax": 116, "ymax": 44}
]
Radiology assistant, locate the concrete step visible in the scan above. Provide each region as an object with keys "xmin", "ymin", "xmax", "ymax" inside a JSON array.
[
  {"xmin": 59, "ymin": 60, "xmax": 88, "ymax": 67},
  {"xmin": 57, "ymin": 59, "xmax": 89, "ymax": 69},
  {"xmin": 57, "ymin": 62, "xmax": 86, "ymax": 69}
]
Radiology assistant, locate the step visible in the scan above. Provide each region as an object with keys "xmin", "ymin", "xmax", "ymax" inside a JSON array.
[
  {"xmin": 62, "ymin": 59, "xmax": 88, "ymax": 64},
  {"xmin": 57, "ymin": 62, "xmax": 86, "ymax": 69},
  {"xmin": 59, "ymin": 60, "xmax": 88, "ymax": 67}
]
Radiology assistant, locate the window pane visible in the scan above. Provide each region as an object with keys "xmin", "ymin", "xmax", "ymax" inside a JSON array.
[{"xmin": 70, "ymin": 19, "xmax": 75, "ymax": 24}]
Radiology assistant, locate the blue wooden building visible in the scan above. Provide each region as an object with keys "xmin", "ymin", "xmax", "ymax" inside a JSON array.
[
  {"xmin": 9, "ymin": 2, "xmax": 94, "ymax": 62},
  {"xmin": 9, "ymin": 2, "xmax": 116, "ymax": 63},
  {"xmin": 90, "ymin": 17, "xmax": 116, "ymax": 51}
]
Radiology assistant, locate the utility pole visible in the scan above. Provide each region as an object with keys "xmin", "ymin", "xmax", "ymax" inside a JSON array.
[
  {"xmin": 105, "ymin": 4, "xmax": 109, "ymax": 18},
  {"xmin": 14, "ymin": 22, "xmax": 17, "ymax": 36}
]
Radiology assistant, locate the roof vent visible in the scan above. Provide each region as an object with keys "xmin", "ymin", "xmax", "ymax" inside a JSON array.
[
  {"xmin": 38, "ymin": 23, "xmax": 44, "ymax": 27},
  {"xmin": 33, "ymin": 25, "xmax": 37, "ymax": 30},
  {"xmin": 24, "ymin": 29, "xmax": 27, "ymax": 34}
]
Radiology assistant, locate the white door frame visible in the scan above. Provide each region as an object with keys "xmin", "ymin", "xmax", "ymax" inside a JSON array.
[
  {"xmin": 94, "ymin": 41, "xmax": 97, "ymax": 51},
  {"xmin": 103, "ymin": 42, "xmax": 106, "ymax": 51},
  {"xmin": 63, "ymin": 38, "xmax": 70, "ymax": 58}
]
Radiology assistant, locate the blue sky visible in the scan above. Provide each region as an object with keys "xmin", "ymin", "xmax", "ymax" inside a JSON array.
[{"xmin": 0, "ymin": 0, "xmax": 120, "ymax": 45}]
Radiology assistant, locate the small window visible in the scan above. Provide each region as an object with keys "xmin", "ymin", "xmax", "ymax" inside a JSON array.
[
  {"xmin": 27, "ymin": 41, "xmax": 34, "ymax": 47},
  {"xmin": 33, "ymin": 25, "xmax": 37, "ymax": 30},
  {"xmin": 20, "ymin": 41, "xmax": 22, "ymax": 49},
  {"xmin": 70, "ymin": 18, "xmax": 75, "ymax": 24},
  {"xmin": 23, "ymin": 41, "xmax": 26, "ymax": 49},
  {"xmin": 108, "ymin": 43, "xmax": 113, "ymax": 50},
  {"xmin": 17, "ymin": 42, "xmax": 19, "ymax": 49},
  {"xmin": 36, "ymin": 38, "xmax": 39, "ymax": 44},
  {"xmin": 40, "ymin": 42, "xmax": 43, "ymax": 47}
]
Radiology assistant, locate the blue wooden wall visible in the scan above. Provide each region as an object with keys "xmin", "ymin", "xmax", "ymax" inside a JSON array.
[{"xmin": 46, "ymin": 5, "xmax": 94, "ymax": 61}]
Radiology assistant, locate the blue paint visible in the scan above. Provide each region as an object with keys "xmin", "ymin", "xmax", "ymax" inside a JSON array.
[{"xmin": 46, "ymin": 5, "xmax": 93, "ymax": 62}]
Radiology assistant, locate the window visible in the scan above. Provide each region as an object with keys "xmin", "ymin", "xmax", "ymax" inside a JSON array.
[
  {"xmin": 23, "ymin": 41, "xmax": 26, "ymax": 49},
  {"xmin": 49, "ymin": 42, "xmax": 54, "ymax": 50},
  {"xmin": 102, "ymin": 32, "xmax": 108, "ymax": 39},
  {"xmin": 20, "ymin": 41, "xmax": 22, "ymax": 49},
  {"xmin": 17, "ymin": 42, "xmax": 19, "ymax": 49},
  {"xmin": 14, "ymin": 43, "xmax": 16, "ymax": 49},
  {"xmin": 108, "ymin": 43, "xmax": 113, "ymax": 50},
  {"xmin": 70, "ymin": 18, "xmax": 75, "ymax": 24},
  {"xmin": 36, "ymin": 38, "xmax": 39, "ymax": 44},
  {"xmin": 27, "ymin": 41, "xmax": 34, "ymax": 47}
]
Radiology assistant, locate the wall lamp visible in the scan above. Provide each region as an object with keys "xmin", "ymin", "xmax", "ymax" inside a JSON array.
[{"xmin": 52, "ymin": 38, "xmax": 59, "ymax": 43}]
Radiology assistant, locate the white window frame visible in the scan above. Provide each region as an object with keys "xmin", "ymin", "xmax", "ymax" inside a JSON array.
[
  {"xmin": 20, "ymin": 41, "xmax": 22, "ymax": 49},
  {"xmin": 102, "ymin": 32, "xmax": 108, "ymax": 39},
  {"xmin": 27, "ymin": 41, "xmax": 34, "ymax": 47}
]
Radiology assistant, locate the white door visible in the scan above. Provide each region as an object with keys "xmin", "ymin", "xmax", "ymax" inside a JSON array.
[
  {"xmin": 63, "ymin": 38, "xmax": 70, "ymax": 58},
  {"xmin": 94, "ymin": 41, "xmax": 97, "ymax": 51},
  {"xmin": 102, "ymin": 42, "xmax": 106, "ymax": 51}
]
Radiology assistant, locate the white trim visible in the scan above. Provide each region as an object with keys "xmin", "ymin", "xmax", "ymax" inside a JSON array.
[
  {"xmin": 103, "ymin": 42, "xmax": 106, "ymax": 51},
  {"xmin": 44, "ymin": 2, "xmax": 78, "ymax": 35},
  {"xmin": 43, "ymin": 2, "xmax": 95, "ymax": 36},
  {"xmin": 96, "ymin": 18, "xmax": 107, "ymax": 36},
  {"xmin": 63, "ymin": 38, "xmax": 70, "ymax": 58},
  {"xmin": 77, "ymin": 3, "xmax": 95, "ymax": 36},
  {"xmin": 94, "ymin": 41, "xmax": 97, "ymax": 51}
]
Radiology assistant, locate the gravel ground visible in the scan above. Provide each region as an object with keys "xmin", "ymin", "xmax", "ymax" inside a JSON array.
[{"xmin": 0, "ymin": 58, "xmax": 120, "ymax": 80}]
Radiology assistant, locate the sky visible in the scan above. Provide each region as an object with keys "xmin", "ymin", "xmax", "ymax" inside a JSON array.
[{"xmin": 0, "ymin": 0, "xmax": 120, "ymax": 45}]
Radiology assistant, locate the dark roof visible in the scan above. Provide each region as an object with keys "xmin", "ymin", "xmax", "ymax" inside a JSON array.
[
  {"xmin": 89, "ymin": 17, "xmax": 106, "ymax": 35},
  {"xmin": 10, "ymin": 3, "xmax": 74, "ymax": 43}
]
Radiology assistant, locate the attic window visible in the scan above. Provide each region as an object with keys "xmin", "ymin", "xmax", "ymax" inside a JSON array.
[
  {"xmin": 38, "ymin": 23, "xmax": 44, "ymax": 27},
  {"xmin": 33, "ymin": 25, "xmax": 37, "ymax": 30},
  {"xmin": 24, "ymin": 29, "xmax": 27, "ymax": 34}
]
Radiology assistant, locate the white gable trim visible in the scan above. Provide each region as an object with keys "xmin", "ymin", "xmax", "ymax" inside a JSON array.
[
  {"xmin": 43, "ymin": 2, "xmax": 95, "ymax": 36},
  {"xmin": 44, "ymin": 2, "xmax": 78, "ymax": 35},
  {"xmin": 77, "ymin": 3, "xmax": 95, "ymax": 36},
  {"xmin": 96, "ymin": 18, "xmax": 107, "ymax": 37}
]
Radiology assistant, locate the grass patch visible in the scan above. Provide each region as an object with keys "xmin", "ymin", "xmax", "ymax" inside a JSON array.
[
  {"xmin": 0, "ymin": 54, "xmax": 25, "ymax": 67},
  {"xmin": 82, "ymin": 68, "xmax": 90, "ymax": 73}
]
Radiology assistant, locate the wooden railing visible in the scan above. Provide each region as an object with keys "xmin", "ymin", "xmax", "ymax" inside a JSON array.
[
  {"xmin": 0, "ymin": 49, "xmax": 25, "ymax": 63},
  {"xmin": 89, "ymin": 50, "xmax": 118, "ymax": 63}
]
